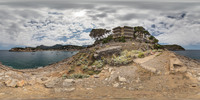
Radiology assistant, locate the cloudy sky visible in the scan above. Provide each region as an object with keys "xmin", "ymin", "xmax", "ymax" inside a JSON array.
[{"xmin": 0, "ymin": 0, "xmax": 200, "ymax": 50}]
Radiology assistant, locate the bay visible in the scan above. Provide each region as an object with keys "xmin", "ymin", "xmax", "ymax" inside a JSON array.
[{"xmin": 0, "ymin": 50, "xmax": 78, "ymax": 69}]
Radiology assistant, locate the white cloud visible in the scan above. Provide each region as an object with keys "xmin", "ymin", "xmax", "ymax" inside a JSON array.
[{"xmin": 0, "ymin": 0, "xmax": 200, "ymax": 49}]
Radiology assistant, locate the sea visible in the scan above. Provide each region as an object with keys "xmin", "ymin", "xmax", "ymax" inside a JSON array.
[
  {"xmin": 173, "ymin": 50, "xmax": 200, "ymax": 60},
  {"xmin": 0, "ymin": 50, "xmax": 78, "ymax": 69}
]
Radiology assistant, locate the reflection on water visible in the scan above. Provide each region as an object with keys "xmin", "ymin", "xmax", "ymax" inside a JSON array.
[{"xmin": 0, "ymin": 50, "xmax": 78, "ymax": 69}]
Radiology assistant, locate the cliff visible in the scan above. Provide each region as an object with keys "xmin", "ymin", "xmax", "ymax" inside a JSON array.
[
  {"xmin": 162, "ymin": 44, "xmax": 185, "ymax": 51},
  {"xmin": 9, "ymin": 44, "xmax": 86, "ymax": 52}
]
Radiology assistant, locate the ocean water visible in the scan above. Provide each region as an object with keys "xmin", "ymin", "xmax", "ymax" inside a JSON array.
[
  {"xmin": 0, "ymin": 50, "xmax": 78, "ymax": 69},
  {"xmin": 173, "ymin": 50, "xmax": 200, "ymax": 60}
]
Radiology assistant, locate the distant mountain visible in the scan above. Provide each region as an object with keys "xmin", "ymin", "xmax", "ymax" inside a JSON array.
[
  {"xmin": 162, "ymin": 44, "xmax": 185, "ymax": 51},
  {"xmin": 9, "ymin": 44, "xmax": 86, "ymax": 52}
]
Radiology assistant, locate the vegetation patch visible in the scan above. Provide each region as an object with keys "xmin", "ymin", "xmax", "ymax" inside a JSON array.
[
  {"xmin": 92, "ymin": 60, "xmax": 104, "ymax": 69},
  {"xmin": 108, "ymin": 50, "xmax": 134, "ymax": 66},
  {"xmin": 68, "ymin": 73, "xmax": 89, "ymax": 79},
  {"xmin": 138, "ymin": 52, "xmax": 145, "ymax": 58}
]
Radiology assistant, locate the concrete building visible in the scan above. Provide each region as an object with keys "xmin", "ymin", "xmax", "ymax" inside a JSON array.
[{"xmin": 112, "ymin": 26, "xmax": 134, "ymax": 38}]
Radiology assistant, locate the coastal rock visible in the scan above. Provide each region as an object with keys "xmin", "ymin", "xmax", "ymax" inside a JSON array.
[
  {"xmin": 17, "ymin": 80, "xmax": 26, "ymax": 87},
  {"xmin": 54, "ymin": 87, "xmax": 75, "ymax": 93},
  {"xmin": 197, "ymin": 77, "xmax": 200, "ymax": 82},
  {"xmin": 45, "ymin": 78, "xmax": 62, "ymax": 88},
  {"xmin": 62, "ymin": 79, "xmax": 75, "ymax": 87},
  {"xmin": 36, "ymin": 77, "xmax": 50, "ymax": 84},
  {"xmin": 113, "ymin": 83, "xmax": 119, "ymax": 87},
  {"xmin": 118, "ymin": 76, "xmax": 126, "ymax": 82},
  {"xmin": 0, "ymin": 72, "xmax": 4, "ymax": 76},
  {"xmin": 5, "ymin": 79, "xmax": 18, "ymax": 87},
  {"xmin": 94, "ymin": 46, "xmax": 122, "ymax": 59},
  {"xmin": 27, "ymin": 76, "xmax": 36, "ymax": 85},
  {"xmin": 170, "ymin": 58, "xmax": 187, "ymax": 73},
  {"xmin": 0, "ymin": 82, "xmax": 5, "ymax": 88},
  {"xmin": 94, "ymin": 75, "xmax": 99, "ymax": 78}
]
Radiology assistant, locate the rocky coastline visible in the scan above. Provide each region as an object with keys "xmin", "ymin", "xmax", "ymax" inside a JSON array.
[{"xmin": 9, "ymin": 44, "xmax": 87, "ymax": 52}]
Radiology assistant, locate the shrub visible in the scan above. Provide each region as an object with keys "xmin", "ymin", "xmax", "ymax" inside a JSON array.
[
  {"xmin": 153, "ymin": 38, "xmax": 159, "ymax": 43},
  {"xmin": 153, "ymin": 44, "xmax": 163, "ymax": 49},
  {"xmin": 92, "ymin": 60, "xmax": 104, "ymax": 69},
  {"xmin": 86, "ymin": 70, "xmax": 95, "ymax": 75},
  {"xmin": 82, "ymin": 66, "xmax": 88, "ymax": 71},
  {"xmin": 143, "ymin": 31, "xmax": 150, "ymax": 35},
  {"xmin": 102, "ymin": 35, "xmax": 113, "ymax": 44},
  {"xmin": 138, "ymin": 52, "xmax": 145, "ymax": 58},
  {"xmin": 118, "ymin": 36, "xmax": 126, "ymax": 42},
  {"xmin": 149, "ymin": 36, "xmax": 154, "ymax": 40},
  {"xmin": 62, "ymin": 74, "xmax": 67, "ymax": 79},
  {"xmin": 68, "ymin": 74, "xmax": 89, "ymax": 79},
  {"xmin": 109, "ymin": 52, "xmax": 133, "ymax": 66}
]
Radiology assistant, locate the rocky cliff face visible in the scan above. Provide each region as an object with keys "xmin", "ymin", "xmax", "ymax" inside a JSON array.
[{"xmin": 162, "ymin": 44, "xmax": 185, "ymax": 51}]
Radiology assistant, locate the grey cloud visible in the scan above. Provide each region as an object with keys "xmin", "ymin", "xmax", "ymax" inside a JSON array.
[
  {"xmin": 0, "ymin": 0, "xmax": 200, "ymax": 49},
  {"xmin": 117, "ymin": 13, "xmax": 148, "ymax": 21},
  {"xmin": 167, "ymin": 13, "xmax": 186, "ymax": 20},
  {"xmin": 0, "ymin": 0, "xmax": 94, "ymax": 9},
  {"xmin": 88, "ymin": 13, "xmax": 107, "ymax": 20}
]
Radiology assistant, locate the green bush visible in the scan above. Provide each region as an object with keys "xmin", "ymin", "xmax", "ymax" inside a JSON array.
[
  {"xmin": 143, "ymin": 31, "xmax": 150, "ymax": 35},
  {"xmin": 153, "ymin": 44, "xmax": 163, "ymax": 49},
  {"xmin": 109, "ymin": 52, "xmax": 133, "ymax": 66},
  {"xmin": 138, "ymin": 52, "xmax": 145, "ymax": 58},
  {"xmin": 149, "ymin": 36, "xmax": 154, "ymax": 40},
  {"xmin": 86, "ymin": 70, "xmax": 95, "ymax": 75},
  {"xmin": 68, "ymin": 74, "xmax": 89, "ymax": 79},
  {"xmin": 118, "ymin": 36, "xmax": 126, "ymax": 42},
  {"xmin": 153, "ymin": 38, "xmax": 159, "ymax": 43},
  {"xmin": 92, "ymin": 60, "xmax": 104, "ymax": 69},
  {"xmin": 62, "ymin": 74, "xmax": 67, "ymax": 79},
  {"xmin": 102, "ymin": 35, "xmax": 113, "ymax": 44}
]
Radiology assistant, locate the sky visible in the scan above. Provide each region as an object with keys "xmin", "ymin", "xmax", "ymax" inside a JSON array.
[{"xmin": 0, "ymin": 0, "xmax": 200, "ymax": 50}]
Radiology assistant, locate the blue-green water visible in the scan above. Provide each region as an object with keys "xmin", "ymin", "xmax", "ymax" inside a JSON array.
[
  {"xmin": 0, "ymin": 50, "xmax": 78, "ymax": 69},
  {"xmin": 173, "ymin": 50, "xmax": 200, "ymax": 60}
]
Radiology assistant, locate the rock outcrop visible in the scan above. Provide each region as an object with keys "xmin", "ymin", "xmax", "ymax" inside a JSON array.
[
  {"xmin": 94, "ymin": 46, "xmax": 122, "ymax": 59},
  {"xmin": 162, "ymin": 44, "xmax": 185, "ymax": 51}
]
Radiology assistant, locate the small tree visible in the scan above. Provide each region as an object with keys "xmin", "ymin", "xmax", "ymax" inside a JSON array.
[{"xmin": 89, "ymin": 29, "xmax": 111, "ymax": 40}]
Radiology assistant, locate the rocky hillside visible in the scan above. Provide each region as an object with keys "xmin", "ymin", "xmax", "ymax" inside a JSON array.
[
  {"xmin": 9, "ymin": 44, "xmax": 86, "ymax": 52},
  {"xmin": 162, "ymin": 44, "xmax": 185, "ymax": 51}
]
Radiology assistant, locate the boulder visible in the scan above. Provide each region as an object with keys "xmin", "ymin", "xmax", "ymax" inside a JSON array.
[
  {"xmin": 17, "ymin": 80, "xmax": 26, "ymax": 87},
  {"xmin": 94, "ymin": 75, "xmax": 99, "ymax": 78},
  {"xmin": 118, "ymin": 76, "xmax": 126, "ymax": 82},
  {"xmin": 0, "ymin": 72, "xmax": 4, "ymax": 76},
  {"xmin": 113, "ymin": 83, "xmax": 119, "ymax": 87},
  {"xmin": 94, "ymin": 46, "xmax": 122, "ymax": 59},
  {"xmin": 36, "ymin": 77, "xmax": 50, "ymax": 84},
  {"xmin": 0, "ymin": 82, "xmax": 5, "ymax": 88},
  {"xmin": 169, "ymin": 58, "xmax": 187, "ymax": 73},
  {"xmin": 62, "ymin": 79, "xmax": 75, "ymax": 87},
  {"xmin": 5, "ymin": 79, "xmax": 18, "ymax": 87},
  {"xmin": 44, "ymin": 78, "xmax": 62, "ymax": 88}
]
